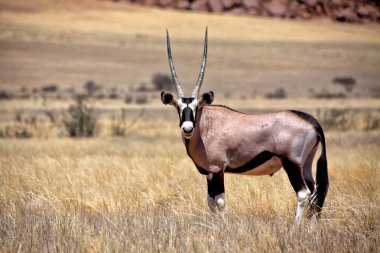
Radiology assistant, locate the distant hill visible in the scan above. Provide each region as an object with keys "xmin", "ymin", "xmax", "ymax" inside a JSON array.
[{"xmin": 113, "ymin": 0, "xmax": 380, "ymax": 23}]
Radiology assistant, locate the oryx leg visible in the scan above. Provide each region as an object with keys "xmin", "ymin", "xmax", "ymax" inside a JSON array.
[
  {"xmin": 303, "ymin": 145, "xmax": 319, "ymax": 220},
  {"xmin": 206, "ymin": 170, "xmax": 225, "ymax": 213},
  {"xmin": 283, "ymin": 159, "xmax": 311, "ymax": 225}
]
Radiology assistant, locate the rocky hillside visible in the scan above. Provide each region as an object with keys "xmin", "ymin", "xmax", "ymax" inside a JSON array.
[{"xmin": 113, "ymin": 0, "xmax": 379, "ymax": 23}]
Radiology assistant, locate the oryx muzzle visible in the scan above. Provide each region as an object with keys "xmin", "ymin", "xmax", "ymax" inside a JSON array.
[{"xmin": 161, "ymin": 28, "xmax": 329, "ymax": 224}]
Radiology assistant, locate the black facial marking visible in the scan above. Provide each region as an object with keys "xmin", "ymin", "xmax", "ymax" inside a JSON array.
[
  {"xmin": 225, "ymin": 151, "xmax": 277, "ymax": 174},
  {"xmin": 181, "ymin": 107, "xmax": 194, "ymax": 125},
  {"xmin": 182, "ymin": 97, "xmax": 195, "ymax": 104},
  {"xmin": 179, "ymin": 97, "xmax": 196, "ymax": 126},
  {"xmin": 207, "ymin": 171, "xmax": 224, "ymax": 198}
]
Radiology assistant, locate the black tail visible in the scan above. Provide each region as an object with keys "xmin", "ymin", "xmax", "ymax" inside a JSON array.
[
  {"xmin": 290, "ymin": 110, "xmax": 329, "ymax": 216},
  {"xmin": 314, "ymin": 121, "xmax": 329, "ymax": 215}
]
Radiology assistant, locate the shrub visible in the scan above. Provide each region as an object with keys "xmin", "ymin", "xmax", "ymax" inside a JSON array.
[
  {"xmin": 0, "ymin": 111, "xmax": 37, "ymax": 138},
  {"xmin": 265, "ymin": 88, "xmax": 287, "ymax": 99},
  {"xmin": 135, "ymin": 94, "xmax": 149, "ymax": 104},
  {"xmin": 84, "ymin": 80, "xmax": 102, "ymax": 97},
  {"xmin": 311, "ymin": 89, "xmax": 346, "ymax": 99},
  {"xmin": 152, "ymin": 73, "xmax": 173, "ymax": 91},
  {"xmin": 108, "ymin": 87, "xmax": 120, "ymax": 99},
  {"xmin": 136, "ymin": 82, "xmax": 149, "ymax": 92},
  {"xmin": 109, "ymin": 93, "xmax": 119, "ymax": 99},
  {"xmin": 42, "ymin": 84, "xmax": 58, "ymax": 93},
  {"xmin": 63, "ymin": 95, "xmax": 97, "ymax": 137},
  {"xmin": 125, "ymin": 94, "xmax": 133, "ymax": 104},
  {"xmin": 95, "ymin": 93, "xmax": 106, "ymax": 99},
  {"xmin": 111, "ymin": 109, "xmax": 127, "ymax": 137},
  {"xmin": 333, "ymin": 76, "xmax": 356, "ymax": 93},
  {"xmin": 0, "ymin": 90, "xmax": 11, "ymax": 100}
]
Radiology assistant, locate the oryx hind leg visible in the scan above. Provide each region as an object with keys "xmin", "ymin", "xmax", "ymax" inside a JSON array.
[
  {"xmin": 282, "ymin": 159, "xmax": 311, "ymax": 225},
  {"xmin": 206, "ymin": 170, "xmax": 225, "ymax": 214},
  {"xmin": 303, "ymin": 144, "xmax": 319, "ymax": 220}
]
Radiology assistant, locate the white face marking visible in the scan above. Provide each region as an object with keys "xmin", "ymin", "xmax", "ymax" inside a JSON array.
[
  {"xmin": 177, "ymin": 99, "xmax": 187, "ymax": 117},
  {"xmin": 188, "ymin": 99, "xmax": 198, "ymax": 116},
  {"xmin": 182, "ymin": 121, "xmax": 194, "ymax": 139},
  {"xmin": 178, "ymin": 98, "xmax": 199, "ymax": 139}
]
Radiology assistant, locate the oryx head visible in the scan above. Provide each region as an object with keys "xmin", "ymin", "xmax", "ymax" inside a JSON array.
[{"xmin": 161, "ymin": 28, "xmax": 214, "ymax": 139}]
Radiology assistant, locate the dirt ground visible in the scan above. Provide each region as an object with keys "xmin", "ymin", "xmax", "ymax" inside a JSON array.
[{"xmin": 0, "ymin": 0, "xmax": 380, "ymax": 98}]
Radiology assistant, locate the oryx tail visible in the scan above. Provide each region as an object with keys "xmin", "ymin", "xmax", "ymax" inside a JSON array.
[{"xmin": 291, "ymin": 110, "xmax": 329, "ymax": 216}]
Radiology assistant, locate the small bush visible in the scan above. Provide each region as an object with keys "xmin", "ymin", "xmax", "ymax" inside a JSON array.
[
  {"xmin": 111, "ymin": 109, "xmax": 127, "ymax": 137},
  {"xmin": 135, "ymin": 94, "xmax": 149, "ymax": 104},
  {"xmin": 0, "ymin": 111, "xmax": 37, "ymax": 138},
  {"xmin": 0, "ymin": 90, "xmax": 11, "ymax": 100},
  {"xmin": 108, "ymin": 93, "xmax": 119, "ymax": 99},
  {"xmin": 265, "ymin": 88, "xmax": 287, "ymax": 99},
  {"xmin": 108, "ymin": 87, "xmax": 120, "ymax": 99},
  {"xmin": 96, "ymin": 93, "xmax": 106, "ymax": 99},
  {"xmin": 136, "ymin": 82, "xmax": 150, "ymax": 92},
  {"xmin": 63, "ymin": 95, "xmax": 97, "ymax": 137},
  {"xmin": 125, "ymin": 94, "xmax": 133, "ymax": 104},
  {"xmin": 42, "ymin": 84, "xmax": 58, "ymax": 93},
  {"xmin": 84, "ymin": 80, "xmax": 102, "ymax": 97},
  {"xmin": 0, "ymin": 125, "xmax": 33, "ymax": 138},
  {"xmin": 333, "ymin": 76, "xmax": 356, "ymax": 93},
  {"xmin": 311, "ymin": 89, "xmax": 346, "ymax": 99},
  {"xmin": 152, "ymin": 73, "xmax": 173, "ymax": 91}
]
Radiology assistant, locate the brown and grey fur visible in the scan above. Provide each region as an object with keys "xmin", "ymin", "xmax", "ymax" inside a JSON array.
[{"xmin": 161, "ymin": 28, "xmax": 329, "ymax": 224}]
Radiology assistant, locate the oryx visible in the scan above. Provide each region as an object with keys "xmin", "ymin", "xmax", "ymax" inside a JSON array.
[{"xmin": 161, "ymin": 28, "xmax": 329, "ymax": 223}]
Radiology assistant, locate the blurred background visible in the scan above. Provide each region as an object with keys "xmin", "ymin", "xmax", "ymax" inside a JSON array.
[
  {"xmin": 0, "ymin": 1, "xmax": 380, "ymax": 252},
  {"xmin": 0, "ymin": 0, "xmax": 379, "ymax": 137}
]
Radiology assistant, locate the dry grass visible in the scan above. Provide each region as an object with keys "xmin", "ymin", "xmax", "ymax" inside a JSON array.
[{"xmin": 0, "ymin": 125, "xmax": 379, "ymax": 252}]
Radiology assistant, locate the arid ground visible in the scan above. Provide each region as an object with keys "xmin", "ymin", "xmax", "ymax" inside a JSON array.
[
  {"xmin": 1, "ymin": 0, "xmax": 380, "ymax": 97},
  {"xmin": 0, "ymin": 0, "xmax": 379, "ymax": 252}
]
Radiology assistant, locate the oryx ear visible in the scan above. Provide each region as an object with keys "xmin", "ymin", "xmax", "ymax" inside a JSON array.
[
  {"xmin": 198, "ymin": 91, "xmax": 214, "ymax": 107},
  {"xmin": 161, "ymin": 92, "xmax": 177, "ymax": 106}
]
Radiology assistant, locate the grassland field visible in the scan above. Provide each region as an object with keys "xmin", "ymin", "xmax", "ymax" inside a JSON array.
[
  {"xmin": 0, "ymin": 128, "xmax": 379, "ymax": 252},
  {"xmin": 0, "ymin": 0, "xmax": 380, "ymax": 252}
]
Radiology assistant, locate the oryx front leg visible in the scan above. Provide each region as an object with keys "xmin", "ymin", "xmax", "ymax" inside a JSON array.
[{"xmin": 206, "ymin": 170, "xmax": 225, "ymax": 214}]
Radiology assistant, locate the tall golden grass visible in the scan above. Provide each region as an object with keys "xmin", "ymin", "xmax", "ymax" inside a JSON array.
[{"xmin": 0, "ymin": 124, "xmax": 379, "ymax": 252}]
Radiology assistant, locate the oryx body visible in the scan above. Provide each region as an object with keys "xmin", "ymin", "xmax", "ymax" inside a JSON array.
[{"xmin": 161, "ymin": 28, "xmax": 329, "ymax": 223}]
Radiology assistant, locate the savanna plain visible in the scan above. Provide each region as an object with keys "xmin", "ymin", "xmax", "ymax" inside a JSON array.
[{"xmin": 0, "ymin": 0, "xmax": 380, "ymax": 252}]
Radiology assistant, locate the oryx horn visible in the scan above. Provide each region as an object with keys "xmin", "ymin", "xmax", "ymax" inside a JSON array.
[
  {"xmin": 191, "ymin": 27, "xmax": 208, "ymax": 99},
  {"xmin": 166, "ymin": 29, "xmax": 184, "ymax": 98}
]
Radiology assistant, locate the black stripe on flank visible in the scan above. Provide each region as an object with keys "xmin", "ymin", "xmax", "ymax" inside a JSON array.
[{"xmin": 225, "ymin": 151, "xmax": 277, "ymax": 174}]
